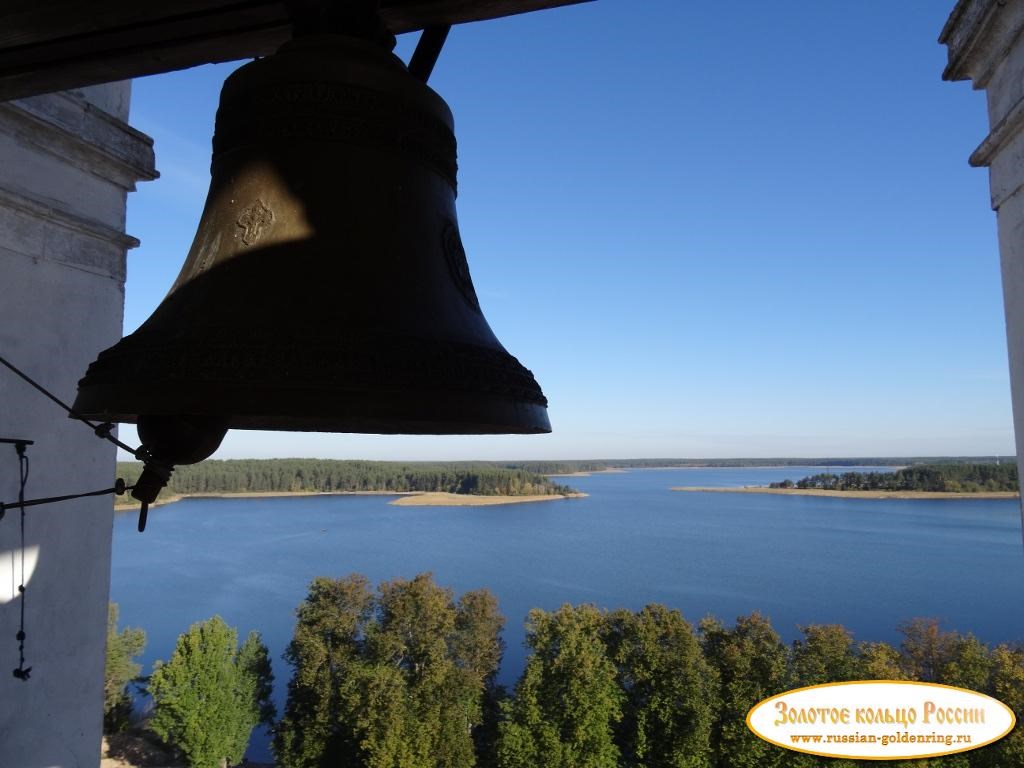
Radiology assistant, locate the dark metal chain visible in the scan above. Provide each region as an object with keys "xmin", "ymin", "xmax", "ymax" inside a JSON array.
[
  {"xmin": 0, "ymin": 480, "xmax": 131, "ymax": 518},
  {"xmin": 12, "ymin": 441, "xmax": 30, "ymax": 681},
  {"xmin": 0, "ymin": 352, "xmax": 146, "ymax": 680},
  {"xmin": 0, "ymin": 439, "xmax": 131, "ymax": 682},
  {"xmin": 0, "ymin": 353, "xmax": 159, "ymax": 534},
  {"xmin": 0, "ymin": 353, "xmax": 144, "ymax": 459}
]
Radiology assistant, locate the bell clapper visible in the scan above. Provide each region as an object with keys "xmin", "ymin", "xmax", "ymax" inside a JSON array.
[
  {"xmin": 127, "ymin": 415, "xmax": 229, "ymax": 532},
  {"xmin": 129, "ymin": 458, "xmax": 172, "ymax": 533}
]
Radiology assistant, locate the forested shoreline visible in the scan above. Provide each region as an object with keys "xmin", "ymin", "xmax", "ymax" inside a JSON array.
[
  {"xmin": 114, "ymin": 458, "xmax": 1018, "ymax": 503},
  {"xmin": 111, "ymin": 459, "xmax": 1022, "ymax": 508},
  {"xmin": 107, "ymin": 573, "xmax": 1024, "ymax": 768},
  {"xmin": 114, "ymin": 459, "xmax": 577, "ymax": 501},
  {"xmin": 770, "ymin": 463, "xmax": 1018, "ymax": 493},
  {"xmin": 500, "ymin": 457, "xmax": 1012, "ymax": 473}
]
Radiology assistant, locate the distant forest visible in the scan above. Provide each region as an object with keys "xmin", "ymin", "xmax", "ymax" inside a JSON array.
[
  {"xmin": 488, "ymin": 457, "xmax": 1015, "ymax": 473},
  {"xmin": 770, "ymin": 463, "xmax": 1019, "ymax": 493},
  {"xmin": 113, "ymin": 458, "xmax": 1020, "ymax": 504},
  {"xmin": 114, "ymin": 459, "xmax": 577, "ymax": 501}
]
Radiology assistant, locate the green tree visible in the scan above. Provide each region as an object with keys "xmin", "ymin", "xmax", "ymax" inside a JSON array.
[
  {"xmin": 939, "ymin": 633, "xmax": 992, "ymax": 692},
  {"xmin": 605, "ymin": 604, "xmax": 718, "ymax": 768},
  {"xmin": 700, "ymin": 612, "xmax": 788, "ymax": 768},
  {"xmin": 790, "ymin": 624, "xmax": 860, "ymax": 687},
  {"xmin": 898, "ymin": 618, "xmax": 957, "ymax": 682},
  {"xmin": 497, "ymin": 604, "xmax": 623, "ymax": 768},
  {"xmin": 275, "ymin": 573, "xmax": 504, "ymax": 768},
  {"xmin": 454, "ymin": 589, "xmax": 507, "ymax": 766},
  {"xmin": 973, "ymin": 644, "xmax": 1024, "ymax": 768},
  {"xmin": 857, "ymin": 641, "xmax": 906, "ymax": 680},
  {"xmin": 275, "ymin": 574, "xmax": 373, "ymax": 767},
  {"xmin": 785, "ymin": 626, "xmax": 862, "ymax": 768},
  {"xmin": 148, "ymin": 616, "xmax": 274, "ymax": 768},
  {"xmin": 237, "ymin": 630, "xmax": 278, "ymax": 729},
  {"xmin": 104, "ymin": 602, "xmax": 146, "ymax": 732}
]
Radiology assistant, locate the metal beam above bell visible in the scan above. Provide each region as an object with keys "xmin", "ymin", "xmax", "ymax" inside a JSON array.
[{"xmin": 0, "ymin": 0, "xmax": 594, "ymax": 102}]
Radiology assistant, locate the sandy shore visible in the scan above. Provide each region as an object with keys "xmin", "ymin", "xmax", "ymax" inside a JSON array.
[
  {"xmin": 116, "ymin": 489, "xmax": 586, "ymax": 510},
  {"xmin": 114, "ymin": 493, "xmax": 183, "ymax": 511},
  {"xmin": 101, "ymin": 734, "xmax": 181, "ymax": 768},
  {"xmin": 390, "ymin": 492, "xmax": 587, "ymax": 506},
  {"xmin": 546, "ymin": 468, "xmax": 627, "ymax": 477},
  {"xmin": 192, "ymin": 490, "xmax": 416, "ymax": 498},
  {"xmin": 671, "ymin": 486, "xmax": 1019, "ymax": 500},
  {"xmin": 101, "ymin": 734, "xmax": 271, "ymax": 768},
  {"xmin": 114, "ymin": 489, "xmax": 417, "ymax": 510}
]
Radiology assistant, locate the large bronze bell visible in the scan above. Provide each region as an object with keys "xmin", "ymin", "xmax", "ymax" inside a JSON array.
[{"xmin": 72, "ymin": 30, "xmax": 550, "ymax": 509}]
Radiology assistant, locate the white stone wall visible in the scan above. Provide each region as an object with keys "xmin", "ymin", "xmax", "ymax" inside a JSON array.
[
  {"xmin": 942, "ymin": 0, "xmax": 1024, "ymax": 530},
  {"xmin": 0, "ymin": 84, "xmax": 155, "ymax": 767}
]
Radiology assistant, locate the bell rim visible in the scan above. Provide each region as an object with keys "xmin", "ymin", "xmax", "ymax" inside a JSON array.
[{"xmin": 72, "ymin": 390, "xmax": 552, "ymax": 436}]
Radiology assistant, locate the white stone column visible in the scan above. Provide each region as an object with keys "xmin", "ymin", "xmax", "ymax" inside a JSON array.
[
  {"xmin": 942, "ymin": 0, "xmax": 1024, "ymax": 532},
  {"xmin": 0, "ymin": 84, "xmax": 155, "ymax": 767}
]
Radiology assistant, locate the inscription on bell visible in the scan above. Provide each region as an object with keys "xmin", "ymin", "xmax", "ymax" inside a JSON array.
[
  {"xmin": 237, "ymin": 199, "xmax": 274, "ymax": 245},
  {"xmin": 442, "ymin": 220, "xmax": 481, "ymax": 313}
]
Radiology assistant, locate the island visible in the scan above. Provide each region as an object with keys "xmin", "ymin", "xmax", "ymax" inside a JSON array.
[
  {"xmin": 113, "ymin": 459, "xmax": 581, "ymax": 510},
  {"xmin": 390, "ymin": 491, "xmax": 586, "ymax": 506},
  {"xmin": 673, "ymin": 463, "xmax": 1019, "ymax": 499}
]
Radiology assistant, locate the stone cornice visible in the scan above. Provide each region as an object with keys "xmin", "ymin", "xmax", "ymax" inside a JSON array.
[
  {"xmin": 940, "ymin": 0, "xmax": 1024, "ymax": 88},
  {"xmin": 0, "ymin": 182, "xmax": 139, "ymax": 250},
  {"xmin": 0, "ymin": 90, "xmax": 157, "ymax": 190},
  {"xmin": 970, "ymin": 91, "xmax": 1024, "ymax": 167}
]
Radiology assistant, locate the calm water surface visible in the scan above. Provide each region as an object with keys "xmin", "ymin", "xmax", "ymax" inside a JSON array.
[{"xmin": 110, "ymin": 466, "xmax": 1024, "ymax": 761}]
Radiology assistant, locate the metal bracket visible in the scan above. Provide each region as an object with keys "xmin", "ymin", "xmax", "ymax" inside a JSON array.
[{"xmin": 409, "ymin": 25, "xmax": 451, "ymax": 82}]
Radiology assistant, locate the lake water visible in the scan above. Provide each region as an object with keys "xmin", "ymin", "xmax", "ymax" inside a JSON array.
[{"xmin": 110, "ymin": 466, "xmax": 1024, "ymax": 762}]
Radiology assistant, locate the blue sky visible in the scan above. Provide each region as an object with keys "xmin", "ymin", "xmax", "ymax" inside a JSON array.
[{"xmin": 117, "ymin": 1, "xmax": 1012, "ymax": 460}]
